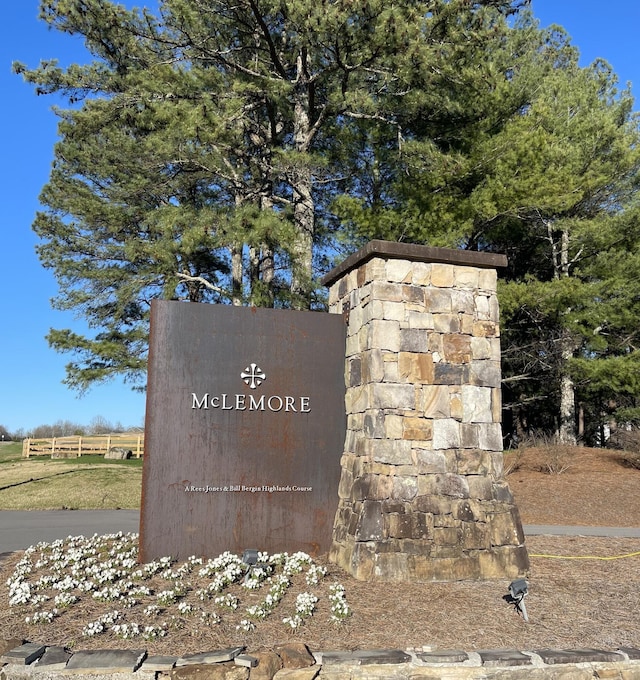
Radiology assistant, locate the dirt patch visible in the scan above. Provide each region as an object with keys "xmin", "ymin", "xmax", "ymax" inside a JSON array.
[{"xmin": 0, "ymin": 446, "xmax": 639, "ymax": 655}]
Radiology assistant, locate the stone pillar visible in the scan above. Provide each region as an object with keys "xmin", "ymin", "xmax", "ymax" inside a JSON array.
[{"xmin": 321, "ymin": 241, "xmax": 529, "ymax": 582}]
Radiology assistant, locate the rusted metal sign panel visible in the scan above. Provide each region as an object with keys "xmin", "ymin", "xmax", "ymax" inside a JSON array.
[{"xmin": 140, "ymin": 301, "xmax": 347, "ymax": 562}]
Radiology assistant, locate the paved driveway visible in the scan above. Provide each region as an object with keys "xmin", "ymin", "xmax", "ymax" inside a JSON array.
[{"xmin": 1, "ymin": 512, "xmax": 639, "ymax": 559}]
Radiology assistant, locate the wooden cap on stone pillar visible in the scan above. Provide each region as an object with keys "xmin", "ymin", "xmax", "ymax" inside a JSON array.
[{"xmin": 324, "ymin": 239, "xmax": 528, "ymax": 582}]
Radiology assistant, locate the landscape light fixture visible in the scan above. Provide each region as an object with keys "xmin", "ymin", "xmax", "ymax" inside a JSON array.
[
  {"xmin": 241, "ymin": 549, "xmax": 259, "ymax": 566},
  {"xmin": 508, "ymin": 578, "xmax": 529, "ymax": 622}
]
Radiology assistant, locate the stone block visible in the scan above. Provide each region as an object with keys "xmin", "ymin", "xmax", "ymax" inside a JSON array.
[
  {"xmin": 467, "ymin": 475, "xmax": 494, "ymax": 500},
  {"xmin": 399, "ymin": 329, "xmax": 429, "ymax": 353},
  {"xmin": 460, "ymin": 423, "xmax": 480, "ymax": 448},
  {"xmin": 347, "ymin": 302, "xmax": 363, "ymax": 330},
  {"xmin": 370, "ymin": 319, "xmax": 401, "ymax": 351},
  {"xmin": 320, "ymin": 650, "xmax": 411, "ymax": 666},
  {"xmin": 491, "ymin": 387, "xmax": 502, "ymax": 422},
  {"xmin": 434, "ymin": 313, "xmax": 460, "ymax": 333},
  {"xmin": 66, "ymin": 649, "xmax": 147, "ymax": 674},
  {"xmin": 272, "ymin": 667, "xmax": 318, "ymax": 679},
  {"xmin": 435, "ymin": 472, "xmax": 470, "ymax": 498},
  {"xmin": 37, "ymin": 646, "xmax": 73, "ymax": 670},
  {"xmin": 407, "ymin": 310, "xmax": 435, "ymax": 329},
  {"xmin": 417, "ymin": 650, "xmax": 469, "ymax": 664},
  {"xmin": 462, "ymin": 385, "xmax": 493, "ymax": 423},
  {"xmin": 410, "ymin": 512, "xmax": 431, "ymax": 539},
  {"xmin": 408, "ymin": 554, "xmax": 481, "ymax": 581},
  {"xmin": 402, "ymin": 417, "xmax": 433, "ymax": 441},
  {"xmin": 363, "ymin": 410, "xmax": 385, "ymax": 438},
  {"xmin": 171, "ymin": 663, "xmax": 249, "ymax": 680},
  {"xmin": 478, "ymin": 268, "xmax": 498, "ymax": 291},
  {"xmin": 451, "ymin": 289, "xmax": 475, "ymax": 314},
  {"xmin": 489, "ymin": 507, "xmax": 526, "ymax": 546},
  {"xmin": 478, "ymin": 544, "xmax": 530, "ymax": 579},
  {"xmin": 456, "ymin": 449, "xmax": 494, "ymax": 475},
  {"xmin": 535, "ymin": 649, "xmax": 626, "ymax": 665},
  {"xmin": 431, "ymin": 263, "xmax": 455, "ymax": 287},
  {"xmin": 424, "ymin": 287, "xmax": 452, "ymax": 313},
  {"xmin": 414, "ymin": 449, "xmax": 447, "ymax": 473},
  {"xmin": 371, "ymin": 280, "xmax": 403, "ymax": 302},
  {"xmin": 453, "ymin": 499, "xmax": 476, "ymax": 521},
  {"xmin": 355, "ymin": 500, "xmax": 384, "ymax": 540},
  {"xmin": 249, "ymin": 652, "xmax": 282, "ymax": 680},
  {"xmin": 345, "ymin": 385, "xmax": 368, "ymax": 414},
  {"xmin": 365, "ymin": 257, "xmax": 387, "ymax": 282},
  {"xmin": 453, "ymin": 266, "xmax": 480, "ymax": 289},
  {"xmin": 493, "ymin": 481, "xmax": 514, "ymax": 503},
  {"xmin": 478, "ymin": 649, "xmax": 532, "ymax": 667},
  {"xmin": 428, "ymin": 331, "xmax": 443, "ymax": 353},
  {"xmin": 462, "ymin": 521, "xmax": 490, "ymax": 550},
  {"xmin": 432, "ymin": 419, "xmax": 461, "ymax": 449},
  {"xmin": 468, "ymin": 360, "xmax": 502, "ymax": 387},
  {"xmin": 1, "ymin": 643, "xmax": 45, "ymax": 666},
  {"xmin": 384, "ymin": 414, "xmax": 404, "ymax": 438},
  {"xmin": 415, "ymin": 493, "xmax": 453, "ymax": 514},
  {"xmin": 422, "ymin": 385, "xmax": 451, "ymax": 417},
  {"xmin": 433, "ymin": 526, "xmax": 460, "ymax": 545},
  {"xmin": 348, "ymin": 356, "xmax": 362, "ymax": 387},
  {"xmin": 432, "ymin": 544, "xmax": 462, "ymax": 558},
  {"xmin": 489, "ymin": 294, "xmax": 500, "ymax": 322},
  {"xmin": 351, "ymin": 473, "xmax": 377, "ymax": 501},
  {"xmin": 345, "ymin": 332, "xmax": 359, "ymax": 357},
  {"xmin": 459, "ymin": 313, "xmax": 475, "ymax": 335},
  {"xmin": 391, "ymin": 475, "xmax": 418, "ymax": 501},
  {"xmin": 472, "ymin": 320, "xmax": 499, "ymax": 337},
  {"xmin": 443, "ymin": 334, "xmax": 472, "ymax": 364},
  {"xmin": 369, "ymin": 438, "xmax": 413, "ymax": 465},
  {"xmin": 412, "ymin": 261, "xmax": 432, "ymax": 285},
  {"xmin": 471, "ymin": 336, "xmax": 492, "ymax": 360},
  {"xmin": 382, "ymin": 499, "xmax": 406, "ymax": 513},
  {"xmin": 475, "ymin": 295, "xmax": 491, "ymax": 320},
  {"xmin": 361, "ymin": 349, "xmax": 384, "ymax": 383},
  {"xmin": 373, "ymin": 551, "xmax": 410, "ymax": 580},
  {"xmin": 176, "ymin": 649, "xmax": 246, "ymax": 666},
  {"xmin": 434, "ymin": 363, "xmax": 467, "ymax": 385},
  {"xmin": 383, "ymin": 360, "xmax": 399, "ymax": 382},
  {"xmin": 382, "ymin": 300, "xmax": 406, "ymax": 321},
  {"xmin": 477, "ymin": 422, "xmax": 504, "ymax": 451},
  {"xmin": 386, "ymin": 258, "xmax": 413, "ymax": 283},
  {"xmin": 273, "ymin": 643, "xmax": 315, "ymax": 670},
  {"xmin": 371, "ymin": 383, "xmax": 416, "ymax": 409},
  {"xmin": 387, "ymin": 512, "xmax": 414, "ymax": 538},
  {"xmin": 337, "ymin": 467, "xmax": 354, "ymax": 499}
]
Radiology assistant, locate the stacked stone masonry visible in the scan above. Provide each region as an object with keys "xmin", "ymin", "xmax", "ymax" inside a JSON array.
[
  {"xmin": 324, "ymin": 243, "xmax": 529, "ymax": 582},
  {"xmin": 3, "ymin": 641, "xmax": 640, "ymax": 680}
]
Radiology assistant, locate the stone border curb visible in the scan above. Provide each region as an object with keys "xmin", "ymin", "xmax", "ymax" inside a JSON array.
[{"xmin": 3, "ymin": 641, "xmax": 640, "ymax": 680}]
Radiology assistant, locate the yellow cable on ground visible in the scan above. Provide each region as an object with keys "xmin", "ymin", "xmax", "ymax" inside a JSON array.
[{"xmin": 529, "ymin": 551, "xmax": 640, "ymax": 561}]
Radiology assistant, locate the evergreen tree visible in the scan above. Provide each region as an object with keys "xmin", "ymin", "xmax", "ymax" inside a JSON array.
[
  {"xmin": 338, "ymin": 13, "xmax": 640, "ymax": 443},
  {"xmin": 15, "ymin": 0, "xmax": 525, "ymax": 391}
]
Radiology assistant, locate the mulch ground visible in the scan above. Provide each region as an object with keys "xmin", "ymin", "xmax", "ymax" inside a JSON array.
[{"xmin": 1, "ymin": 446, "xmax": 639, "ymax": 655}]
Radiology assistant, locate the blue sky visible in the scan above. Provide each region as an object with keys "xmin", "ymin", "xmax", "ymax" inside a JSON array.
[{"xmin": 2, "ymin": 1, "xmax": 639, "ymax": 434}]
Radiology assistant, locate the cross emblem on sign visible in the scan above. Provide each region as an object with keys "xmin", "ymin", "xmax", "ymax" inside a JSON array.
[{"xmin": 241, "ymin": 363, "xmax": 266, "ymax": 389}]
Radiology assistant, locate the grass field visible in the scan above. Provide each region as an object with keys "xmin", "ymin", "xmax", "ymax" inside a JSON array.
[{"xmin": 0, "ymin": 441, "xmax": 142, "ymax": 510}]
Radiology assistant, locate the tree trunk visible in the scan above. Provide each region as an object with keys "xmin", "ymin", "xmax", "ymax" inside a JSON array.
[
  {"xmin": 231, "ymin": 245, "xmax": 243, "ymax": 306},
  {"xmin": 290, "ymin": 50, "xmax": 314, "ymax": 310},
  {"xmin": 556, "ymin": 226, "xmax": 577, "ymax": 444},
  {"xmin": 558, "ymin": 332, "xmax": 577, "ymax": 444}
]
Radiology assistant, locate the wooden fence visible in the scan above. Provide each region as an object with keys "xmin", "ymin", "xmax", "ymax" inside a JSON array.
[{"xmin": 22, "ymin": 433, "xmax": 144, "ymax": 459}]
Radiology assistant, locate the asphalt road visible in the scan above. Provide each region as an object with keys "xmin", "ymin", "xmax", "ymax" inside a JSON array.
[
  {"xmin": 1, "ymin": 511, "xmax": 639, "ymax": 557},
  {"xmin": 0, "ymin": 510, "xmax": 140, "ymax": 555}
]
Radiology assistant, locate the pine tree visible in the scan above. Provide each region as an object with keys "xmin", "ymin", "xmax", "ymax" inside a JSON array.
[
  {"xmin": 15, "ymin": 0, "xmax": 525, "ymax": 391},
  {"xmin": 337, "ymin": 13, "xmax": 640, "ymax": 443}
]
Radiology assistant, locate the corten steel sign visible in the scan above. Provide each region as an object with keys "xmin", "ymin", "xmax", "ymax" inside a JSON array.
[{"xmin": 140, "ymin": 301, "xmax": 347, "ymax": 562}]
